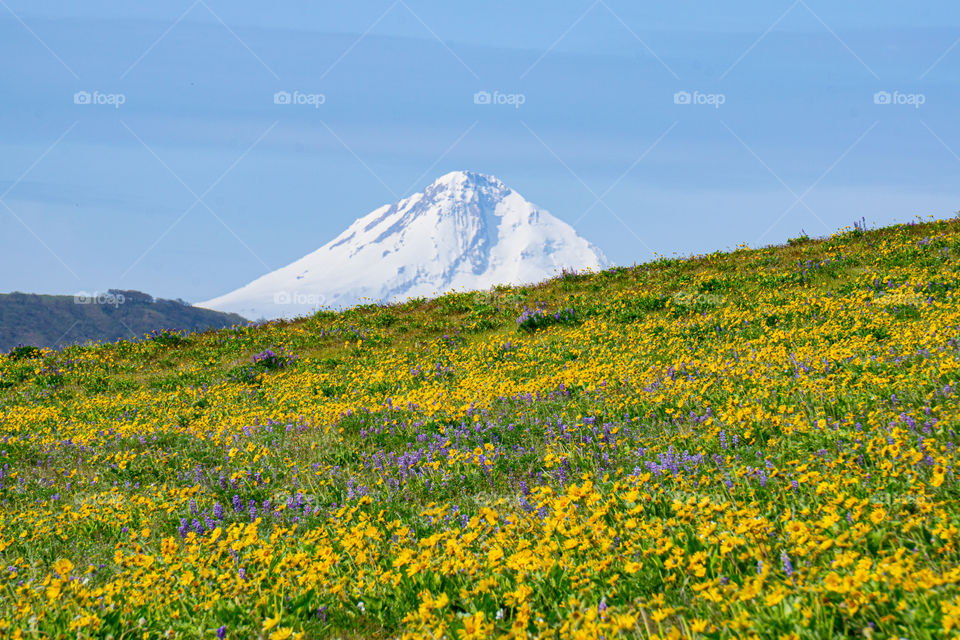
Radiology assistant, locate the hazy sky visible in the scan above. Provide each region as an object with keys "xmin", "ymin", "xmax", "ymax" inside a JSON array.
[{"xmin": 2, "ymin": 1, "xmax": 958, "ymax": 301}]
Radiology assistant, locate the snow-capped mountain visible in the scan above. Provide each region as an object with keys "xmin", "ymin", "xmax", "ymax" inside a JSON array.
[{"xmin": 198, "ymin": 171, "xmax": 609, "ymax": 320}]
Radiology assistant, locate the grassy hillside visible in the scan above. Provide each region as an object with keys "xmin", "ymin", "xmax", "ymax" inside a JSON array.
[
  {"xmin": 0, "ymin": 290, "xmax": 248, "ymax": 352},
  {"xmin": 0, "ymin": 217, "xmax": 958, "ymax": 639}
]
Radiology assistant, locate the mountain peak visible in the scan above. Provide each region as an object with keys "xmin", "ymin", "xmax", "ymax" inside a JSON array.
[
  {"xmin": 431, "ymin": 169, "xmax": 499, "ymax": 185},
  {"xmin": 199, "ymin": 172, "xmax": 609, "ymax": 319},
  {"xmin": 426, "ymin": 170, "xmax": 510, "ymax": 198}
]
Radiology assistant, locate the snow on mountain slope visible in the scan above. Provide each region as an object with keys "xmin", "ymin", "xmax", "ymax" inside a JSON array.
[{"xmin": 198, "ymin": 171, "xmax": 609, "ymax": 320}]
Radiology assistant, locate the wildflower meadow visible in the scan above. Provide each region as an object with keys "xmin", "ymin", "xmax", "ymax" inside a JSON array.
[{"xmin": 1, "ymin": 217, "xmax": 958, "ymax": 639}]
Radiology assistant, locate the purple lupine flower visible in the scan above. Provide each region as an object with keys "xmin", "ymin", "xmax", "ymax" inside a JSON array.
[
  {"xmin": 213, "ymin": 502, "xmax": 224, "ymax": 520},
  {"xmin": 781, "ymin": 551, "xmax": 794, "ymax": 578},
  {"xmin": 216, "ymin": 626, "xmax": 227, "ymax": 639},
  {"xmin": 232, "ymin": 494, "xmax": 242, "ymax": 512}
]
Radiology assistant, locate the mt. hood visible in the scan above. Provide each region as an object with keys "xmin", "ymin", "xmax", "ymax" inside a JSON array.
[{"xmin": 199, "ymin": 171, "xmax": 609, "ymax": 319}]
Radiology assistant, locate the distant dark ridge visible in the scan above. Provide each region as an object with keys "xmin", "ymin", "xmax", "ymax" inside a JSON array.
[{"xmin": 0, "ymin": 289, "xmax": 248, "ymax": 351}]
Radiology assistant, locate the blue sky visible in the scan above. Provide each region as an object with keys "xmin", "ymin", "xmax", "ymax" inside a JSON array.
[{"xmin": 1, "ymin": 1, "xmax": 959, "ymax": 302}]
